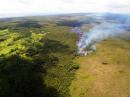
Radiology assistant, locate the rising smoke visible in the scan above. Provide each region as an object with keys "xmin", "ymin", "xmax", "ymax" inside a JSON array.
[{"xmin": 77, "ymin": 13, "xmax": 130, "ymax": 55}]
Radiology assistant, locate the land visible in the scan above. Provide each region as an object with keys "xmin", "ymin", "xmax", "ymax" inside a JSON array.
[
  {"xmin": 0, "ymin": 13, "xmax": 130, "ymax": 97},
  {"xmin": 70, "ymin": 38, "xmax": 130, "ymax": 97},
  {"xmin": 0, "ymin": 16, "xmax": 78, "ymax": 97}
]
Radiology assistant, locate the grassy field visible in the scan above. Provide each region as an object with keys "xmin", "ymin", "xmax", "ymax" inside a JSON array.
[{"xmin": 70, "ymin": 38, "xmax": 130, "ymax": 97}]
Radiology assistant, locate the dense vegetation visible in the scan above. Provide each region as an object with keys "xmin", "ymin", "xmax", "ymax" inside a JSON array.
[
  {"xmin": 15, "ymin": 21, "xmax": 42, "ymax": 28},
  {"xmin": 0, "ymin": 19, "xmax": 78, "ymax": 97}
]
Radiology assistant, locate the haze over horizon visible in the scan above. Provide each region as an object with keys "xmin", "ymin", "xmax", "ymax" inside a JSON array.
[{"xmin": 0, "ymin": 0, "xmax": 130, "ymax": 18}]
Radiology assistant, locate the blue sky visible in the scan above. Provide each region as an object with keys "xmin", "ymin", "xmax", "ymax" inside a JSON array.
[{"xmin": 0, "ymin": 0, "xmax": 130, "ymax": 18}]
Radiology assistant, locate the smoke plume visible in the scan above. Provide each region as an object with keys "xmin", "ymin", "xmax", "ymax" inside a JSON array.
[{"xmin": 77, "ymin": 14, "xmax": 130, "ymax": 55}]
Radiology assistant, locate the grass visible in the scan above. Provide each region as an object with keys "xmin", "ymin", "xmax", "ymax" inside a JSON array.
[
  {"xmin": 0, "ymin": 23, "xmax": 78, "ymax": 97},
  {"xmin": 70, "ymin": 38, "xmax": 130, "ymax": 97},
  {"xmin": 1, "ymin": 16, "xmax": 130, "ymax": 97},
  {"xmin": 0, "ymin": 30, "xmax": 46, "ymax": 57},
  {"xmin": 71, "ymin": 63, "xmax": 80, "ymax": 70},
  {"xmin": 0, "ymin": 29, "xmax": 10, "ymax": 36}
]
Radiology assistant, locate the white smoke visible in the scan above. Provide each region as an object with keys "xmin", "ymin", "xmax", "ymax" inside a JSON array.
[
  {"xmin": 78, "ymin": 23, "xmax": 126, "ymax": 49},
  {"xmin": 77, "ymin": 15, "xmax": 130, "ymax": 55}
]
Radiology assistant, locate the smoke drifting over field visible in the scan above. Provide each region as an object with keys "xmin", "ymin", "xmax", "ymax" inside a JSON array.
[{"xmin": 77, "ymin": 14, "xmax": 130, "ymax": 55}]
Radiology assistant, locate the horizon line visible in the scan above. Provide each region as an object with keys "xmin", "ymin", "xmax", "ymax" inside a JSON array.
[{"xmin": 0, "ymin": 12, "xmax": 130, "ymax": 19}]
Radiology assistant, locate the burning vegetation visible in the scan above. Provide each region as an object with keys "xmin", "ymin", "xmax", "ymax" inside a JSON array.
[{"xmin": 71, "ymin": 14, "xmax": 130, "ymax": 56}]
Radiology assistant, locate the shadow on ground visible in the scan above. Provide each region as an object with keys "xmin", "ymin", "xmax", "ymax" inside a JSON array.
[
  {"xmin": 0, "ymin": 54, "xmax": 60, "ymax": 97},
  {"xmin": 0, "ymin": 39, "xmax": 72, "ymax": 97}
]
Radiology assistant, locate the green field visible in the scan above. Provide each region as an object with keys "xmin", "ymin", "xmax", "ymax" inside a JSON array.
[{"xmin": 0, "ymin": 19, "xmax": 78, "ymax": 97}]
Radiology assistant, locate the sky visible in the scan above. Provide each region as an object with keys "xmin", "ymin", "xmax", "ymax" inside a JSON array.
[{"xmin": 0, "ymin": 0, "xmax": 130, "ymax": 18}]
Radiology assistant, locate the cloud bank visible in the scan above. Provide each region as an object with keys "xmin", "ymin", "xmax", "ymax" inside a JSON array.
[{"xmin": 0, "ymin": 0, "xmax": 130, "ymax": 18}]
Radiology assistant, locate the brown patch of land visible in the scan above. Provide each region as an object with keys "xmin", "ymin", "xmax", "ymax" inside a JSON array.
[{"xmin": 70, "ymin": 38, "xmax": 130, "ymax": 97}]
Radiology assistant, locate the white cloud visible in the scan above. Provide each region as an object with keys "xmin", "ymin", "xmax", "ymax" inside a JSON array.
[{"xmin": 0, "ymin": 0, "xmax": 130, "ymax": 18}]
